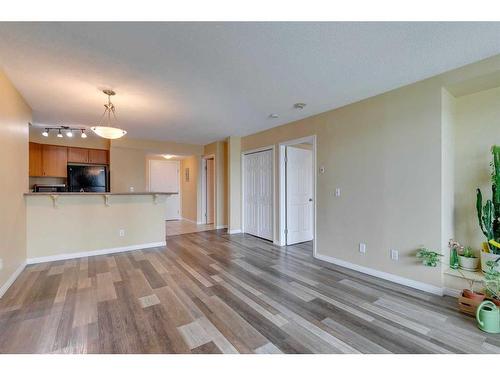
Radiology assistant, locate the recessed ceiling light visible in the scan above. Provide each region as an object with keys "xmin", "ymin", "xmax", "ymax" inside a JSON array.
[
  {"xmin": 269, "ymin": 114, "xmax": 279, "ymax": 119},
  {"xmin": 293, "ymin": 103, "xmax": 306, "ymax": 110}
]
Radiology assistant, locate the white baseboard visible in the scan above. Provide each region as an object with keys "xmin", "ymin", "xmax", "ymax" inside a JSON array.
[
  {"xmin": 26, "ymin": 241, "xmax": 167, "ymax": 265},
  {"xmin": 314, "ymin": 253, "xmax": 444, "ymax": 296},
  {"xmin": 228, "ymin": 229, "xmax": 242, "ymax": 234},
  {"xmin": 215, "ymin": 225, "xmax": 228, "ymax": 230},
  {"xmin": 0, "ymin": 261, "xmax": 27, "ymax": 299}
]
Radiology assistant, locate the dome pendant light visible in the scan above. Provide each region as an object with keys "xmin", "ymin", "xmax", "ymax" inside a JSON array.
[{"xmin": 91, "ymin": 90, "xmax": 127, "ymax": 140}]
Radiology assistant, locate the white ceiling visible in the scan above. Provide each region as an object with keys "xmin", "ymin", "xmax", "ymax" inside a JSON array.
[{"xmin": 1, "ymin": 22, "xmax": 500, "ymax": 145}]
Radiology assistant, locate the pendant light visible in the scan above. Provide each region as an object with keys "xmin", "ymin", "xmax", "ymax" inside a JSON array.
[{"xmin": 91, "ymin": 89, "xmax": 127, "ymax": 139}]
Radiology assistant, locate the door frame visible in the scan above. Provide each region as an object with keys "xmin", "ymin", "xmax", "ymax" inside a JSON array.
[
  {"xmin": 147, "ymin": 158, "xmax": 182, "ymax": 219},
  {"xmin": 201, "ymin": 154, "xmax": 216, "ymax": 225},
  {"xmin": 241, "ymin": 145, "xmax": 276, "ymax": 242},
  {"xmin": 278, "ymin": 135, "xmax": 317, "ymax": 256}
]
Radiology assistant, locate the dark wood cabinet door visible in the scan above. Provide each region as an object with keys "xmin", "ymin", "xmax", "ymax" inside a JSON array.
[
  {"xmin": 42, "ymin": 145, "xmax": 68, "ymax": 177},
  {"xmin": 88, "ymin": 149, "xmax": 108, "ymax": 164},
  {"xmin": 68, "ymin": 147, "xmax": 89, "ymax": 163},
  {"xmin": 29, "ymin": 142, "xmax": 43, "ymax": 176}
]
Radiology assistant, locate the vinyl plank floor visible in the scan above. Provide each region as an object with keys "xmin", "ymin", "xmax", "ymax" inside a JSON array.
[{"xmin": 0, "ymin": 231, "xmax": 495, "ymax": 354}]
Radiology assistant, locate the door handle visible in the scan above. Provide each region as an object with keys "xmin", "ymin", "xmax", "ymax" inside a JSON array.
[{"xmin": 309, "ymin": 198, "xmax": 313, "ymax": 202}]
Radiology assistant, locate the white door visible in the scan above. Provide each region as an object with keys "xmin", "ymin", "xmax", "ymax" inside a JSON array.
[
  {"xmin": 149, "ymin": 159, "xmax": 180, "ymax": 220},
  {"xmin": 286, "ymin": 146, "xmax": 313, "ymax": 245},
  {"xmin": 243, "ymin": 149, "xmax": 273, "ymax": 240}
]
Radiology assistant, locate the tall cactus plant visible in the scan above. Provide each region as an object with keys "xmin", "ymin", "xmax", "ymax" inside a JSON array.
[{"xmin": 477, "ymin": 145, "xmax": 500, "ymax": 254}]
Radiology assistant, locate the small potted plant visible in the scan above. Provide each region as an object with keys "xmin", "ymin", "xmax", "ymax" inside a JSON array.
[{"xmin": 458, "ymin": 246, "xmax": 480, "ymax": 271}]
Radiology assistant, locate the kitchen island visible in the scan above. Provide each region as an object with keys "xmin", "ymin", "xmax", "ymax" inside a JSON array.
[{"xmin": 24, "ymin": 192, "xmax": 177, "ymax": 264}]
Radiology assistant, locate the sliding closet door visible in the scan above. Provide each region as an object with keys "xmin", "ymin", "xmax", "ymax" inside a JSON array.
[{"xmin": 243, "ymin": 149, "xmax": 273, "ymax": 241}]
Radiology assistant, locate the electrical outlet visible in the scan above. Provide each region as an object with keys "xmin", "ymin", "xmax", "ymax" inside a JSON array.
[
  {"xmin": 129, "ymin": 186, "xmax": 135, "ymax": 192},
  {"xmin": 391, "ymin": 249, "xmax": 399, "ymax": 261},
  {"xmin": 119, "ymin": 229, "xmax": 125, "ymax": 237},
  {"xmin": 359, "ymin": 243, "xmax": 366, "ymax": 254}
]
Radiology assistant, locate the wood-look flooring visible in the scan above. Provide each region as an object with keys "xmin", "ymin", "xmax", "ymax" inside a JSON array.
[
  {"xmin": 1, "ymin": 230, "xmax": 499, "ymax": 354},
  {"xmin": 166, "ymin": 219, "xmax": 216, "ymax": 236}
]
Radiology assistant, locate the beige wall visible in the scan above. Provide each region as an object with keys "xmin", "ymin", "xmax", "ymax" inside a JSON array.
[
  {"xmin": 441, "ymin": 89, "xmax": 456, "ymax": 268},
  {"xmin": 0, "ymin": 70, "xmax": 31, "ymax": 294},
  {"xmin": 228, "ymin": 137, "xmax": 242, "ymax": 232},
  {"xmin": 29, "ymin": 127, "xmax": 110, "ymax": 149},
  {"xmin": 180, "ymin": 155, "xmax": 201, "ymax": 222},
  {"xmin": 26, "ymin": 194, "xmax": 166, "ymax": 260},
  {"xmin": 110, "ymin": 137, "xmax": 203, "ymax": 193}
]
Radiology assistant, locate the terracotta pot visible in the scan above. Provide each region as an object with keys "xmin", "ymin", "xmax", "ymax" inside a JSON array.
[
  {"xmin": 463, "ymin": 289, "xmax": 485, "ymax": 302},
  {"xmin": 492, "ymin": 297, "xmax": 500, "ymax": 307}
]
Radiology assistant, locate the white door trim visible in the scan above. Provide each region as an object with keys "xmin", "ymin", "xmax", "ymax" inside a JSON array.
[
  {"xmin": 201, "ymin": 154, "xmax": 216, "ymax": 225},
  {"xmin": 241, "ymin": 145, "xmax": 275, "ymax": 242},
  {"xmin": 278, "ymin": 135, "xmax": 317, "ymax": 256}
]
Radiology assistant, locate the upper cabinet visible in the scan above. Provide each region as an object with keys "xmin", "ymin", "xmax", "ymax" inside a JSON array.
[
  {"xmin": 42, "ymin": 145, "xmax": 68, "ymax": 177},
  {"xmin": 29, "ymin": 142, "xmax": 43, "ymax": 176},
  {"xmin": 88, "ymin": 149, "xmax": 108, "ymax": 164},
  {"xmin": 68, "ymin": 147, "xmax": 89, "ymax": 163},
  {"xmin": 29, "ymin": 143, "xmax": 110, "ymax": 177}
]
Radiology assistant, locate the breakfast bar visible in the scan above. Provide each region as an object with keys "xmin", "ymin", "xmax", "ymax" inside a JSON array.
[{"xmin": 24, "ymin": 192, "xmax": 177, "ymax": 264}]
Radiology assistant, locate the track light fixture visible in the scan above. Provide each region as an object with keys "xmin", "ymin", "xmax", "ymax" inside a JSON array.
[{"xmin": 39, "ymin": 126, "xmax": 87, "ymax": 139}]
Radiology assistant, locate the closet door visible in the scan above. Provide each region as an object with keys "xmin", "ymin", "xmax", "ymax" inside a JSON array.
[{"xmin": 243, "ymin": 149, "xmax": 273, "ymax": 240}]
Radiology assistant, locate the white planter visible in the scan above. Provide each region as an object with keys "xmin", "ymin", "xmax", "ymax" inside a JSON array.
[
  {"xmin": 458, "ymin": 255, "xmax": 479, "ymax": 271},
  {"xmin": 480, "ymin": 251, "xmax": 500, "ymax": 273}
]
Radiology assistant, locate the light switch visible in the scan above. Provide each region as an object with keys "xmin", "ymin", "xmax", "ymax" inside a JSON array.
[
  {"xmin": 391, "ymin": 249, "xmax": 399, "ymax": 261},
  {"xmin": 359, "ymin": 243, "xmax": 366, "ymax": 254},
  {"xmin": 335, "ymin": 188, "xmax": 341, "ymax": 197},
  {"xmin": 129, "ymin": 186, "xmax": 135, "ymax": 192}
]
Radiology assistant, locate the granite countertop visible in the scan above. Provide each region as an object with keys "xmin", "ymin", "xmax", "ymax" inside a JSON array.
[{"xmin": 24, "ymin": 191, "xmax": 178, "ymax": 196}]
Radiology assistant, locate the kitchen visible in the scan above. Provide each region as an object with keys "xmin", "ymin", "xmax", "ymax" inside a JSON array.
[{"xmin": 24, "ymin": 122, "xmax": 181, "ymax": 264}]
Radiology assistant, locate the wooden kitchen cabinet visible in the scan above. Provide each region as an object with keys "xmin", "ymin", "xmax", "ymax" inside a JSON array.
[
  {"xmin": 42, "ymin": 144, "xmax": 68, "ymax": 177},
  {"xmin": 29, "ymin": 142, "xmax": 109, "ymax": 177},
  {"xmin": 29, "ymin": 142, "xmax": 43, "ymax": 176},
  {"xmin": 68, "ymin": 147, "xmax": 89, "ymax": 163},
  {"xmin": 88, "ymin": 149, "xmax": 108, "ymax": 164}
]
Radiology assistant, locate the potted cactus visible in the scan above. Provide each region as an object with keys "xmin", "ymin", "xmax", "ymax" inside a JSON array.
[{"xmin": 476, "ymin": 145, "xmax": 500, "ymax": 272}]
